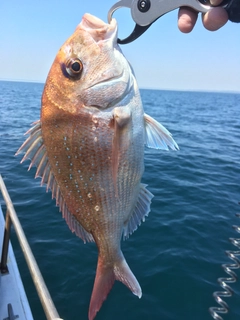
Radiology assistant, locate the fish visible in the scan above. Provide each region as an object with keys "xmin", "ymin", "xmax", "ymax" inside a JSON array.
[{"xmin": 16, "ymin": 13, "xmax": 179, "ymax": 320}]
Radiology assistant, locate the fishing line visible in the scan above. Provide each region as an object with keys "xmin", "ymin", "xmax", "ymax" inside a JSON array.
[{"xmin": 209, "ymin": 209, "xmax": 240, "ymax": 320}]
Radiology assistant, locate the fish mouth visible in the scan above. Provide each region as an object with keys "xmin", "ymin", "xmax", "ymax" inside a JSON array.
[
  {"xmin": 79, "ymin": 13, "xmax": 117, "ymax": 42},
  {"xmin": 82, "ymin": 14, "xmax": 107, "ymax": 29}
]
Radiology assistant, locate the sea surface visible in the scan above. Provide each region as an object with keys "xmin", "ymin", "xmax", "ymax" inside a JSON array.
[{"xmin": 0, "ymin": 80, "xmax": 240, "ymax": 320}]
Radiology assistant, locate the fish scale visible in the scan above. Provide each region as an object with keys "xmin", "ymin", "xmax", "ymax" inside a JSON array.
[{"xmin": 43, "ymin": 106, "xmax": 124, "ymax": 237}]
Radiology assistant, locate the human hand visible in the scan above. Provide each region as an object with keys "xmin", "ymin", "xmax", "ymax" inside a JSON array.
[{"xmin": 178, "ymin": 0, "xmax": 228, "ymax": 33}]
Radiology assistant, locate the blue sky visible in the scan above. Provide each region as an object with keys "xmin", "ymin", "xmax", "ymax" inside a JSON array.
[{"xmin": 1, "ymin": 0, "xmax": 240, "ymax": 92}]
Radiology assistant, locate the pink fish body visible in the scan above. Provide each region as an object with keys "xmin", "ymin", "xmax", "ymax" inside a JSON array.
[{"xmin": 17, "ymin": 14, "xmax": 178, "ymax": 319}]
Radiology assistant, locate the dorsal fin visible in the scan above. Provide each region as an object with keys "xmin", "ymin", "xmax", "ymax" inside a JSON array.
[
  {"xmin": 123, "ymin": 183, "xmax": 154, "ymax": 240},
  {"xmin": 16, "ymin": 121, "xmax": 94, "ymax": 243},
  {"xmin": 144, "ymin": 113, "xmax": 179, "ymax": 150}
]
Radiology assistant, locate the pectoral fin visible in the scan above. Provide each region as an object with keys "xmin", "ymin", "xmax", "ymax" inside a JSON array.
[
  {"xmin": 112, "ymin": 107, "xmax": 131, "ymax": 197},
  {"xmin": 16, "ymin": 121, "xmax": 94, "ymax": 243},
  {"xmin": 144, "ymin": 113, "xmax": 179, "ymax": 150}
]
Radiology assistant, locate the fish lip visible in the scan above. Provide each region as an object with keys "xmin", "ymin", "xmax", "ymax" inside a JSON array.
[
  {"xmin": 82, "ymin": 13, "xmax": 107, "ymax": 29},
  {"xmin": 80, "ymin": 13, "xmax": 117, "ymax": 42}
]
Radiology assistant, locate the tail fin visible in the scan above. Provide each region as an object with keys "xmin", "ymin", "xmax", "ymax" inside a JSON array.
[
  {"xmin": 113, "ymin": 258, "xmax": 142, "ymax": 298},
  {"xmin": 88, "ymin": 253, "xmax": 142, "ymax": 320}
]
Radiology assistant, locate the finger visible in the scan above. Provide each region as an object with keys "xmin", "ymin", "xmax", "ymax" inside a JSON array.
[
  {"xmin": 202, "ymin": 7, "xmax": 228, "ymax": 31},
  {"xmin": 178, "ymin": 7, "xmax": 198, "ymax": 33}
]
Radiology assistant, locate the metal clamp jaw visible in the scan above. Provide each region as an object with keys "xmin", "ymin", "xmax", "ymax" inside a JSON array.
[{"xmin": 108, "ymin": 0, "xmax": 229, "ymax": 44}]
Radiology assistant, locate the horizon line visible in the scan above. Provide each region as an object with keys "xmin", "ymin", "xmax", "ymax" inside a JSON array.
[{"xmin": 1, "ymin": 78, "xmax": 240, "ymax": 95}]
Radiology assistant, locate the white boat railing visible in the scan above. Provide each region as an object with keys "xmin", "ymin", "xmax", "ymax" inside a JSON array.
[{"xmin": 0, "ymin": 174, "xmax": 63, "ymax": 320}]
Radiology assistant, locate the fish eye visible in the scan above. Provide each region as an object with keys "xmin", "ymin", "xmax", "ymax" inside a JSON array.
[{"xmin": 65, "ymin": 58, "xmax": 83, "ymax": 78}]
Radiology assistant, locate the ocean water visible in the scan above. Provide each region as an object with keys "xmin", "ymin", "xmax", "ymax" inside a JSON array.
[{"xmin": 0, "ymin": 80, "xmax": 240, "ymax": 320}]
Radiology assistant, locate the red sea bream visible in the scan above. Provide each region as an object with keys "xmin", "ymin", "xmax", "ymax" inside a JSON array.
[{"xmin": 16, "ymin": 13, "xmax": 179, "ymax": 320}]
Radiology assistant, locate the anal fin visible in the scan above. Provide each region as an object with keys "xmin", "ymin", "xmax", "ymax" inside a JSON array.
[{"xmin": 123, "ymin": 183, "xmax": 154, "ymax": 240}]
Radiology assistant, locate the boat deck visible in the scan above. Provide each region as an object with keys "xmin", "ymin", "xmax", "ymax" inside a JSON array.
[
  {"xmin": 0, "ymin": 174, "xmax": 63, "ymax": 320},
  {"xmin": 0, "ymin": 204, "xmax": 34, "ymax": 320}
]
